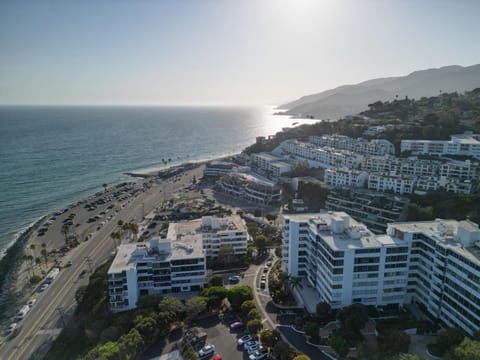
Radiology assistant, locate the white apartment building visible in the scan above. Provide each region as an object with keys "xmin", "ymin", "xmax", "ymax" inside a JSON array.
[
  {"xmin": 250, "ymin": 153, "xmax": 293, "ymax": 177},
  {"xmin": 324, "ymin": 168, "xmax": 369, "ymax": 188},
  {"xmin": 439, "ymin": 160, "xmax": 479, "ymax": 181},
  {"xmin": 401, "ymin": 132, "xmax": 480, "ymax": 159},
  {"xmin": 282, "ymin": 212, "xmax": 410, "ymax": 310},
  {"xmin": 388, "ymin": 219, "xmax": 480, "ymax": 335},
  {"xmin": 167, "ymin": 215, "xmax": 248, "ymax": 258},
  {"xmin": 108, "ymin": 238, "xmax": 206, "ymax": 312},
  {"xmin": 368, "ymin": 173, "xmax": 416, "ymax": 195},
  {"xmin": 204, "ymin": 161, "xmax": 236, "ymax": 177},
  {"xmin": 282, "ymin": 212, "xmax": 480, "ymax": 334},
  {"xmin": 309, "ymin": 135, "xmax": 395, "ymax": 156}
]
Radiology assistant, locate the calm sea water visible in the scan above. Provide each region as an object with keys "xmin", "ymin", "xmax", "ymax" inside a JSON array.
[{"xmin": 0, "ymin": 105, "xmax": 315, "ymax": 256}]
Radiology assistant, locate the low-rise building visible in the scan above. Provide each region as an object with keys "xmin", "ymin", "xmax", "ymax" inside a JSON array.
[
  {"xmin": 401, "ymin": 132, "xmax": 480, "ymax": 159},
  {"xmin": 204, "ymin": 161, "xmax": 236, "ymax": 177},
  {"xmin": 368, "ymin": 173, "xmax": 416, "ymax": 195},
  {"xmin": 108, "ymin": 237, "xmax": 206, "ymax": 312},
  {"xmin": 324, "ymin": 168, "xmax": 369, "ymax": 188},
  {"xmin": 250, "ymin": 153, "xmax": 292, "ymax": 177},
  {"xmin": 167, "ymin": 215, "xmax": 248, "ymax": 258},
  {"xmin": 309, "ymin": 135, "xmax": 395, "ymax": 156},
  {"xmin": 325, "ymin": 188, "xmax": 409, "ymax": 234},
  {"xmin": 218, "ymin": 172, "xmax": 281, "ymax": 205}
]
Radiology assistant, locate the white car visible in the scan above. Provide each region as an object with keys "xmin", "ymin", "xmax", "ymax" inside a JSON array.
[
  {"xmin": 6, "ymin": 323, "xmax": 17, "ymax": 335},
  {"xmin": 237, "ymin": 334, "xmax": 253, "ymax": 346},
  {"xmin": 39, "ymin": 283, "xmax": 49, "ymax": 292},
  {"xmin": 27, "ymin": 298, "xmax": 37, "ymax": 307},
  {"xmin": 249, "ymin": 349, "xmax": 268, "ymax": 360},
  {"xmin": 198, "ymin": 344, "xmax": 215, "ymax": 358}
]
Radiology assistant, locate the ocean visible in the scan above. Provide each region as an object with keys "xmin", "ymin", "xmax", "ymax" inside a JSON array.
[{"xmin": 0, "ymin": 105, "xmax": 315, "ymax": 257}]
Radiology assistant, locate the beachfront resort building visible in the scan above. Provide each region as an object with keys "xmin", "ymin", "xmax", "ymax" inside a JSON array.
[
  {"xmin": 108, "ymin": 237, "xmax": 206, "ymax": 312},
  {"xmin": 309, "ymin": 135, "xmax": 395, "ymax": 156},
  {"xmin": 203, "ymin": 161, "xmax": 237, "ymax": 177},
  {"xmin": 401, "ymin": 132, "xmax": 480, "ymax": 159},
  {"xmin": 218, "ymin": 172, "xmax": 282, "ymax": 205},
  {"xmin": 324, "ymin": 168, "xmax": 369, "ymax": 188},
  {"xmin": 282, "ymin": 211, "xmax": 480, "ymax": 334},
  {"xmin": 167, "ymin": 215, "xmax": 248, "ymax": 258}
]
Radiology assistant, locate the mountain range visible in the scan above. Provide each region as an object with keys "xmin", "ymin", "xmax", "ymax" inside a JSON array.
[{"xmin": 279, "ymin": 64, "xmax": 480, "ymax": 120}]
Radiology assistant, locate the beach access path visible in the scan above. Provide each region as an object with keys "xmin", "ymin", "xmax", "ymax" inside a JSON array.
[{"xmin": 0, "ymin": 164, "xmax": 207, "ymax": 359}]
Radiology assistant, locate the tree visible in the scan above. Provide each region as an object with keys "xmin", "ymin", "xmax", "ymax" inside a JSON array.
[
  {"xmin": 217, "ymin": 245, "xmax": 235, "ymax": 265},
  {"xmin": 449, "ymin": 338, "xmax": 480, "ymax": 360},
  {"xmin": 247, "ymin": 308, "xmax": 261, "ymax": 321},
  {"xmin": 260, "ymin": 329, "xmax": 280, "ymax": 348},
  {"xmin": 209, "ymin": 274, "xmax": 224, "ymax": 287},
  {"xmin": 118, "ymin": 328, "xmax": 144, "ymax": 358},
  {"xmin": 41, "ymin": 248, "xmax": 48, "ymax": 266},
  {"xmin": 379, "ymin": 330, "xmax": 411, "ymax": 356},
  {"xmin": 386, "ymin": 354, "xmax": 423, "ymax": 360},
  {"xmin": 329, "ymin": 335, "xmax": 349, "ymax": 359},
  {"xmin": 185, "ymin": 296, "xmax": 207, "ymax": 320},
  {"xmin": 158, "ymin": 296, "xmax": 184, "ymax": 320},
  {"xmin": 435, "ymin": 328, "xmax": 464, "ymax": 355},
  {"xmin": 254, "ymin": 208, "xmax": 262, "ymax": 217},
  {"xmin": 240, "ymin": 300, "xmax": 257, "ymax": 317},
  {"xmin": 293, "ymin": 355, "xmax": 310, "ymax": 360},
  {"xmin": 305, "ymin": 322, "xmax": 320, "ymax": 343},
  {"xmin": 255, "ymin": 235, "xmax": 267, "ymax": 254},
  {"xmin": 247, "ymin": 318, "xmax": 263, "ymax": 334},
  {"xmin": 134, "ymin": 315, "xmax": 158, "ymax": 342},
  {"xmin": 61, "ymin": 224, "xmax": 70, "ymax": 242},
  {"xmin": 288, "ymin": 276, "xmax": 303, "ymax": 292},
  {"xmin": 316, "ymin": 301, "xmax": 331, "ymax": 319},
  {"xmin": 201, "ymin": 286, "xmax": 228, "ymax": 309},
  {"xmin": 337, "ymin": 304, "xmax": 368, "ymax": 333},
  {"xmin": 97, "ymin": 341, "xmax": 119, "ymax": 359},
  {"xmin": 272, "ymin": 340, "xmax": 296, "ymax": 360}
]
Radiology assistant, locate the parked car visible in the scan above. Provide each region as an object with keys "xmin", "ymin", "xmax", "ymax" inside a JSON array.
[
  {"xmin": 38, "ymin": 283, "xmax": 49, "ymax": 292},
  {"xmin": 261, "ymin": 274, "xmax": 266, "ymax": 281},
  {"xmin": 260, "ymin": 280, "xmax": 266, "ymax": 289},
  {"xmin": 237, "ymin": 334, "xmax": 253, "ymax": 346},
  {"xmin": 198, "ymin": 344, "xmax": 215, "ymax": 358},
  {"xmin": 229, "ymin": 321, "xmax": 245, "ymax": 331},
  {"xmin": 27, "ymin": 298, "xmax": 37, "ymax": 307},
  {"xmin": 228, "ymin": 275, "xmax": 240, "ymax": 284},
  {"xmin": 249, "ymin": 349, "xmax": 268, "ymax": 360},
  {"xmin": 243, "ymin": 340, "xmax": 259, "ymax": 351},
  {"xmin": 6, "ymin": 323, "xmax": 17, "ymax": 335},
  {"xmin": 246, "ymin": 343, "xmax": 261, "ymax": 354}
]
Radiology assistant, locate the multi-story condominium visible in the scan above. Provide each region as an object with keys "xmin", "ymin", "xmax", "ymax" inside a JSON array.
[
  {"xmin": 108, "ymin": 238, "xmax": 206, "ymax": 312},
  {"xmin": 388, "ymin": 219, "xmax": 480, "ymax": 335},
  {"xmin": 439, "ymin": 160, "xmax": 479, "ymax": 181},
  {"xmin": 282, "ymin": 212, "xmax": 410, "ymax": 310},
  {"xmin": 282, "ymin": 212, "xmax": 480, "ymax": 334},
  {"xmin": 283, "ymin": 139, "xmax": 318, "ymax": 160},
  {"xmin": 401, "ymin": 132, "xmax": 480, "ymax": 159},
  {"xmin": 368, "ymin": 173, "xmax": 416, "ymax": 195},
  {"xmin": 363, "ymin": 126, "xmax": 386, "ymax": 136},
  {"xmin": 362, "ymin": 155, "xmax": 399, "ymax": 173},
  {"xmin": 309, "ymin": 135, "xmax": 395, "ymax": 156},
  {"xmin": 167, "ymin": 215, "xmax": 248, "ymax": 258},
  {"xmin": 250, "ymin": 153, "xmax": 292, "ymax": 177},
  {"xmin": 324, "ymin": 168, "xmax": 369, "ymax": 188},
  {"xmin": 204, "ymin": 161, "xmax": 236, "ymax": 177},
  {"xmin": 325, "ymin": 188, "xmax": 409, "ymax": 234},
  {"xmin": 415, "ymin": 176, "xmax": 475, "ymax": 195},
  {"xmin": 218, "ymin": 172, "xmax": 282, "ymax": 205}
]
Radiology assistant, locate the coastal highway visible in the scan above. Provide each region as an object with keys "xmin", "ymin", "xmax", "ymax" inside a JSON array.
[{"xmin": 0, "ymin": 166, "xmax": 204, "ymax": 359}]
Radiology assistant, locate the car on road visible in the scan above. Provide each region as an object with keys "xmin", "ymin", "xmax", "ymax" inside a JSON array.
[
  {"xmin": 38, "ymin": 283, "xmax": 49, "ymax": 292},
  {"xmin": 198, "ymin": 344, "xmax": 215, "ymax": 358},
  {"xmin": 266, "ymin": 261, "xmax": 272, "ymax": 266},
  {"xmin": 237, "ymin": 334, "xmax": 253, "ymax": 346},
  {"xmin": 228, "ymin": 275, "xmax": 240, "ymax": 284},
  {"xmin": 66, "ymin": 260, "xmax": 73, "ymax": 267},
  {"xmin": 27, "ymin": 298, "xmax": 37, "ymax": 307},
  {"xmin": 229, "ymin": 321, "xmax": 245, "ymax": 331},
  {"xmin": 263, "ymin": 266, "xmax": 268, "ymax": 273},
  {"xmin": 260, "ymin": 280, "xmax": 266, "ymax": 289},
  {"xmin": 261, "ymin": 274, "xmax": 266, "ymax": 281}
]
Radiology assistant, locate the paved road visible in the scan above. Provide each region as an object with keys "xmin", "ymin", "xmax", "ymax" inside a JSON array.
[{"xmin": 0, "ymin": 167, "xmax": 205, "ymax": 360}]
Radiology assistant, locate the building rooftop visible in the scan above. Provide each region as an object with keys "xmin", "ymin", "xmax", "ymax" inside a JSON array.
[
  {"xmin": 227, "ymin": 171, "xmax": 278, "ymax": 188},
  {"xmin": 108, "ymin": 236, "xmax": 204, "ymax": 274},
  {"xmin": 389, "ymin": 219, "xmax": 480, "ymax": 262},
  {"xmin": 168, "ymin": 215, "xmax": 247, "ymax": 241},
  {"xmin": 284, "ymin": 211, "xmax": 403, "ymax": 250}
]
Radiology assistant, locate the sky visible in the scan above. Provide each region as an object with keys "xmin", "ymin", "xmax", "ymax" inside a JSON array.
[{"xmin": 0, "ymin": 0, "xmax": 479, "ymax": 106}]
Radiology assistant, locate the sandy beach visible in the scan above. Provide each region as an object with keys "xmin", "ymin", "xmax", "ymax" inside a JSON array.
[{"xmin": 1, "ymin": 161, "xmax": 214, "ymax": 322}]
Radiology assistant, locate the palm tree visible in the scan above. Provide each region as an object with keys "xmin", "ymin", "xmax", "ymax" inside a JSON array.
[
  {"xmin": 288, "ymin": 276, "xmax": 303, "ymax": 292},
  {"xmin": 110, "ymin": 231, "xmax": 121, "ymax": 247},
  {"xmin": 61, "ymin": 224, "xmax": 70, "ymax": 242},
  {"xmin": 41, "ymin": 248, "xmax": 48, "ymax": 267}
]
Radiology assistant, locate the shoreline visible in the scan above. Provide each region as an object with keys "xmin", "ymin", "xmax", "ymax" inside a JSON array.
[{"xmin": 0, "ymin": 155, "xmax": 230, "ymax": 321}]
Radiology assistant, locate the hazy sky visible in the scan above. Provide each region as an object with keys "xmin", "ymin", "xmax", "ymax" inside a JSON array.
[{"xmin": 1, "ymin": 0, "xmax": 479, "ymax": 106}]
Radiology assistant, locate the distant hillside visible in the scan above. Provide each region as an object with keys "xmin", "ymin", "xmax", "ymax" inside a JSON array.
[{"xmin": 280, "ymin": 64, "xmax": 480, "ymax": 120}]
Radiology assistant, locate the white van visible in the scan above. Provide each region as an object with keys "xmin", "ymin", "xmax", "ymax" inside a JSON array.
[{"xmin": 16, "ymin": 305, "xmax": 30, "ymax": 320}]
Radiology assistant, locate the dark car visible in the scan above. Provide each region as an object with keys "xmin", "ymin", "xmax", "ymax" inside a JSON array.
[{"xmin": 229, "ymin": 322, "xmax": 245, "ymax": 332}]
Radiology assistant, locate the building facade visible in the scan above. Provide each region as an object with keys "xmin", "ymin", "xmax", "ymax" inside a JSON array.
[
  {"xmin": 108, "ymin": 238, "xmax": 206, "ymax": 312},
  {"xmin": 282, "ymin": 212, "xmax": 480, "ymax": 334},
  {"xmin": 218, "ymin": 172, "xmax": 282, "ymax": 204}
]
